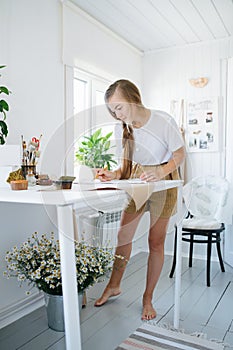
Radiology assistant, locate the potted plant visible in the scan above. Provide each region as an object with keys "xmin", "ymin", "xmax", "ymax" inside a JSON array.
[
  {"xmin": 4, "ymin": 232, "xmax": 123, "ymax": 331},
  {"xmin": 0, "ymin": 65, "xmax": 11, "ymax": 145},
  {"xmin": 75, "ymin": 128, "xmax": 117, "ymax": 170}
]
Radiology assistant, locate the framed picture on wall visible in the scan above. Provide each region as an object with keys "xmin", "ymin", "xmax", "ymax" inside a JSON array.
[{"xmin": 185, "ymin": 97, "xmax": 219, "ymax": 152}]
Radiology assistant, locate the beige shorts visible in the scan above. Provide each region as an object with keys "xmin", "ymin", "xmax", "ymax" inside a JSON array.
[{"xmin": 124, "ymin": 163, "xmax": 180, "ymax": 219}]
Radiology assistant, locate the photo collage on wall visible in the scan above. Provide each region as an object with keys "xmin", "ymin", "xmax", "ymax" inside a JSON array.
[{"xmin": 186, "ymin": 98, "xmax": 219, "ymax": 152}]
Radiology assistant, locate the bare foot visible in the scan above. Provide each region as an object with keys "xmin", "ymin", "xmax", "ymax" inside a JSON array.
[
  {"xmin": 141, "ymin": 300, "xmax": 157, "ymax": 320},
  {"xmin": 94, "ymin": 286, "xmax": 121, "ymax": 307}
]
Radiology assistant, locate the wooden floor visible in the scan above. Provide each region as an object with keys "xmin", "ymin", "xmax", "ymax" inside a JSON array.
[{"xmin": 0, "ymin": 252, "xmax": 233, "ymax": 350}]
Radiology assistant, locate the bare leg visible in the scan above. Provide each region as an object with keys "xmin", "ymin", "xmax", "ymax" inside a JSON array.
[
  {"xmin": 95, "ymin": 210, "xmax": 144, "ymax": 306},
  {"xmin": 141, "ymin": 217, "xmax": 169, "ymax": 320}
]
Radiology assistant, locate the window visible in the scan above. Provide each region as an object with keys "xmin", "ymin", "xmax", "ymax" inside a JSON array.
[{"xmin": 73, "ymin": 70, "xmax": 118, "ymax": 174}]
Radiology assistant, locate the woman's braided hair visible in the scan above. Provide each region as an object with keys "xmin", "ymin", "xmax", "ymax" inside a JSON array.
[{"xmin": 104, "ymin": 79, "xmax": 143, "ymax": 179}]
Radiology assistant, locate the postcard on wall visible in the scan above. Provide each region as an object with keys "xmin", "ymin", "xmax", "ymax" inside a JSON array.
[{"xmin": 186, "ymin": 98, "xmax": 219, "ymax": 152}]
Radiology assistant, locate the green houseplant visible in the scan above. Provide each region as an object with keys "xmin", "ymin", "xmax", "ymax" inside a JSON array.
[
  {"xmin": 75, "ymin": 128, "xmax": 117, "ymax": 170},
  {"xmin": 0, "ymin": 65, "xmax": 11, "ymax": 145}
]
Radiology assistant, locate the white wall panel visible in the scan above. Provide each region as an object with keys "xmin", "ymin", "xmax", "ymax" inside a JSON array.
[
  {"xmin": 62, "ymin": 1, "xmax": 142, "ymax": 85},
  {"xmin": 0, "ymin": 0, "xmax": 64, "ymax": 176},
  {"xmin": 142, "ymin": 38, "xmax": 232, "ymax": 180}
]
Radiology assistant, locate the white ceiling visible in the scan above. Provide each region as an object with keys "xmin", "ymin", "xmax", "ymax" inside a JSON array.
[{"xmin": 70, "ymin": 0, "xmax": 233, "ymax": 53}]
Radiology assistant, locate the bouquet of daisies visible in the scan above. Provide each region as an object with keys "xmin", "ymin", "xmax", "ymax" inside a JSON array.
[{"xmin": 4, "ymin": 232, "xmax": 123, "ymax": 295}]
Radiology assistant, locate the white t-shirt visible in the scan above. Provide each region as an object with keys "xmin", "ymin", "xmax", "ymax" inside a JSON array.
[{"xmin": 114, "ymin": 110, "xmax": 184, "ymax": 165}]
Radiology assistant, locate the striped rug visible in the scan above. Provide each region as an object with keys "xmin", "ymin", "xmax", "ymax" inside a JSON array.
[{"xmin": 115, "ymin": 323, "xmax": 224, "ymax": 350}]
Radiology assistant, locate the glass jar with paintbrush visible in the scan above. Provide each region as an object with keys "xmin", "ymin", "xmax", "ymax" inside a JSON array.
[{"xmin": 21, "ymin": 135, "xmax": 42, "ymax": 180}]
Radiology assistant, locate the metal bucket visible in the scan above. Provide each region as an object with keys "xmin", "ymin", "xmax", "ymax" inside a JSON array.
[{"xmin": 44, "ymin": 292, "xmax": 83, "ymax": 332}]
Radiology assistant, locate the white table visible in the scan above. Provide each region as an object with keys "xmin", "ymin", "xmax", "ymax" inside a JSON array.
[{"xmin": 0, "ymin": 180, "xmax": 183, "ymax": 349}]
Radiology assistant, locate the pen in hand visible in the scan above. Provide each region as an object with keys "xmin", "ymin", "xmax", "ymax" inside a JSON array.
[
  {"xmin": 95, "ymin": 167, "xmax": 115, "ymax": 182},
  {"xmin": 95, "ymin": 167, "xmax": 108, "ymax": 179}
]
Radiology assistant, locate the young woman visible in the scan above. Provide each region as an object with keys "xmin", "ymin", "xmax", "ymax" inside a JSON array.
[{"xmin": 94, "ymin": 79, "xmax": 185, "ymax": 320}]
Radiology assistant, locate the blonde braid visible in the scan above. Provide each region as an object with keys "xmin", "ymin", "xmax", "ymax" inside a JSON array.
[{"xmin": 120, "ymin": 122, "xmax": 134, "ymax": 179}]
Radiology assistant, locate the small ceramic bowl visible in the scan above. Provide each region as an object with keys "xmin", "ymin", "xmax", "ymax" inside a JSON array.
[{"xmin": 10, "ymin": 180, "xmax": 28, "ymax": 191}]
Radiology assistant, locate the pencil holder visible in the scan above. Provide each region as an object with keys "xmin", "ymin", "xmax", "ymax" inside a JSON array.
[{"xmin": 21, "ymin": 165, "xmax": 37, "ymax": 179}]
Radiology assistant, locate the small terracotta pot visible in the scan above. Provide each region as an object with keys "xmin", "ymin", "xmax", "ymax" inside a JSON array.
[{"xmin": 10, "ymin": 180, "xmax": 28, "ymax": 190}]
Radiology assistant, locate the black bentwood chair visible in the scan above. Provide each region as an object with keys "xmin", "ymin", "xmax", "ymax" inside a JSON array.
[{"xmin": 169, "ymin": 176, "xmax": 229, "ymax": 287}]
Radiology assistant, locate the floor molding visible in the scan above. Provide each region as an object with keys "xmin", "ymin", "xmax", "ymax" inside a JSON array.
[{"xmin": 0, "ymin": 292, "xmax": 44, "ymax": 329}]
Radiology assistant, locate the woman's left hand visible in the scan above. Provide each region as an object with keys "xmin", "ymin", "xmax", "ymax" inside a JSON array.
[
  {"xmin": 140, "ymin": 147, "xmax": 185, "ymax": 182},
  {"xmin": 140, "ymin": 167, "xmax": 164, "ymax": 182}
]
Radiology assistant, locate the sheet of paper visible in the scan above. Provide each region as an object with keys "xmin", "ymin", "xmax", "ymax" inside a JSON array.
[
  {"xmin": 73, "ymin": 165, "xmax": 155, "ymax": 210},
  {"xmin": 97, "ymin": 179, "xmax": 147, "ymax": 184},
  {"xmin": 76, "ymin": 179, "xmax": 155, "ymax": 210}
]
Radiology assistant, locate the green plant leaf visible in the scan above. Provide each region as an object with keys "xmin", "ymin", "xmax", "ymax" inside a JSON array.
[
  {"xmin": 103, "ymin": 132, "xmax": 113, "ymax": 141},
  {"xmin": 0, "ymin": 86, "xmax": 11, "ymax": 95},
  {"xmin": 0, "ymin": 66, "xmax": 10, "ymax": 144},
  {"xmin": 104, "ymin": 140, "xmax": 111, "ymax": 150},
  {"xmin": 0, "ymin": 137, "xmax": 5, "ymax": 145},
  {"xmin": 0, "ymin": 120, "xmax": 8, "ymax": 144},
  {"xmin": 0, "ymin": 99, "xmax": 9, "ymax": 112},
  {"xmin": 92, "ymin": 129, "xmax": 102, "ymax": 142},
  {"xmin": 83, "ymin": 135, "xmax": 91, "ymax": 141}
]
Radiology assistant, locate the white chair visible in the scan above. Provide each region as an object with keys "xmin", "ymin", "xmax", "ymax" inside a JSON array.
[{"xmin": 169, "ymin": 175, "xmax": 230, "ymax": 287}]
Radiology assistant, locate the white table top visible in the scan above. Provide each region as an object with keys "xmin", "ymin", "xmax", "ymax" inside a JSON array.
[{"xmin": 0, "ymin": 180, "xmax": 183, "ymax": 206}]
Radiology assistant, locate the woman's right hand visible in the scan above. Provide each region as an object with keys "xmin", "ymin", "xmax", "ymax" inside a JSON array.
[{"xmin": 95, "ymin": 168, "xmax": 116, "ymax": 182}]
